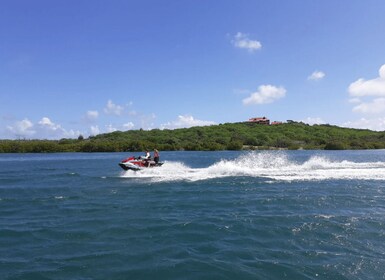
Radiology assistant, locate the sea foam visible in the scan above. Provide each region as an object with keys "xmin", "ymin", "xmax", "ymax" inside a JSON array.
[{"xmin": 120, "ymin": 152, "xmax": 385, "ymax": 182}]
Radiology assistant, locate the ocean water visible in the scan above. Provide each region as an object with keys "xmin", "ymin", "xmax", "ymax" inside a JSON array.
[{"xmin": 1, "ymin": 150, "xmax": 385, "ymax": 279}]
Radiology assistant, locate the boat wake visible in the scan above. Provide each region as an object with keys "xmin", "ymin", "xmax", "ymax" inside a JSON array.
[{"xmin": 120, "ymin": 152, "xmax": 385, "ymax": 182}]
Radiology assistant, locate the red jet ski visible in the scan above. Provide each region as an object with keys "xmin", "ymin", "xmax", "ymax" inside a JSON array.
[{"xmin": 118, "ymin": 156, "xmax": 164, "ymax": 171}]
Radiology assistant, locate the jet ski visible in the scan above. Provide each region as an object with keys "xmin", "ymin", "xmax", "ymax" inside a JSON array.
[{"xmin": 118, "ymin": 156, "xmax": 164, "ymax": 171}]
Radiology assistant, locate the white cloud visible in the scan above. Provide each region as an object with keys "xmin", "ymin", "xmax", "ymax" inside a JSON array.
[
  {"xmin": 342, "ymin": 117, "xmax": 385, "ymax": 131},
  {"xmin": 105, "ymin": 124, "xmax": 117, "ymax": 133},
  {"xmin": 104, "ymin": 100, "xmax": 124, "ymax": 115},
  {"xmin": 37, "ymin": 117, "xmax": 79, "ymax": 138},
  {"xmin": 301, "ymin": 117, "xmax": 325, "ymax": 125},
  {"xmin": 348, "ymin": 64, "xmax": 385, "ymax": 115},
  {"xmin": 122, "ymin": 122, "xmax": 134, "ymax": 130},
  {"xmin": 85, "ymin": 110, "xmax": 99, "ymax": 121},
  {"xmin": 60, "ymin": 129, "xmax": 79, "ymax": 139},
  {"xmin": 6, "ymin": 117, "xmax": 80, "ymax": 139},
  {"xmin": 160, "ymin": 115, "xmax": 216, "ymax": 129},
  {"xmin": 137, "ymin": 113, "xmax": 157, "ymax": 130},
  {"xmin": 232, "ymin": 32, "xmax": 262, "ymax": 52},
  {"xmin": 243, "ymin": 85, "xmax": 286, "ymax": 105},
  {"xmin": 38, "ymin": 117, "xmax": 61, "ymax": 130},
  {"xmin": 348, "ymin": 64, "xmax": 385, "ymax": 97},
  {"xmin": 352, "ymin": 98, "xmax": 385, "ymax": 114},
  {"xmin": 308, "ymin": 71, "xmax": 325, "ymax": 81},
  {"xmin": 89, "ymin": 122, "xmax": 133, "ymax": 136},
  {"xmin": 90, "ymin": 125, "xmax": 100, "ymax": 136},
  {"xmin": 6, "ymin": 118, "xmax": 35, "ymax": 138},
  {"xmin": 349, "ymin": 98, "xmax": 361, "ymax": 104}
]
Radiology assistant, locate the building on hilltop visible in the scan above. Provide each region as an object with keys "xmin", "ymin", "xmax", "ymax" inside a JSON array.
[
  {"xmin": 248, "ymin": 116, "xmax": 270, "ymax": 125},
  {"xmin": 271, "ymin": 121, "xmax": 283, "ymax": 125}
]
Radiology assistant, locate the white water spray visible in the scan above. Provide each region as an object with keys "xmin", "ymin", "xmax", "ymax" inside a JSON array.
[{"xmin": 120, "ymin": 152, "xmax": 385, "ymax": 182}]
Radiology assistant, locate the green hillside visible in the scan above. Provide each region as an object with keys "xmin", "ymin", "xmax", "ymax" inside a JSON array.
[{"xmin": 1, "ymin": 122, "xmax": 385, "ymax": 153}]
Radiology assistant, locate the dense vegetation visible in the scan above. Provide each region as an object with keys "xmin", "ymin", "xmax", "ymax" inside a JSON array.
[{"xmin": 1, "ymin": 122, "xmax": 385, "ymax": 153}]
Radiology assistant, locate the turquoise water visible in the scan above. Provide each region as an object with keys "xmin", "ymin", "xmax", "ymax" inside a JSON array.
[{"xmin": 1, "ymin": 150, "xmax": 385, "ymax": 279}]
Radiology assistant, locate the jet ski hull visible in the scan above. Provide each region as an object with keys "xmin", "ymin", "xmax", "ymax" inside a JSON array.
[{"xmin": 119, "ymin": 157, "xmax": 163, "ymax": 171}]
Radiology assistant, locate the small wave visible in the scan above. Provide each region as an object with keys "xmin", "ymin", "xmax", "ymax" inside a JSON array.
[
  {"xmin": 120, "ymin": 152, "xmax": 385, "ymax": 182},
  {"xmin": 315, "ymin": 214, "xmax": 335, "ymax": 219}
]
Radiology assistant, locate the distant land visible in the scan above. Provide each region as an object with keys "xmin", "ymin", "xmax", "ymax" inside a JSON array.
[{"xmin": 1, "ymin": 121, "xmax": 385, "ymax": 153}]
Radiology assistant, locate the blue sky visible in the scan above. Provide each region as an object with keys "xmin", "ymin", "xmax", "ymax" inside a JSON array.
[{"xmin": 1, "ymin": 0, "xmax": 385, "ymax": 139}]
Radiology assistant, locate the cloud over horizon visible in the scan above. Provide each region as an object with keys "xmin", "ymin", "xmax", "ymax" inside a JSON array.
[
  {"xmin": 6, "ymin": 117, "xmax": 79, "ymax": 139},
  {"xmin": 348, "ymin": 64, "xmax": 385, "ymax": 114},
  {"xmin": 349, "ymin": 64, "xmax": 385, "ymax": 97},
  {"xmin": 342, "ymin": 117, "xmax": 385, "ymax": 131},
  {"xmin": 160, "ymin": 115, "xmax": 216, "ymax": 130},
  {"xmin": 301, "ymin": 117, "xmax": 325, "ymax": 125},
  {"xmin": 6, "ymin": 118, "xmax": 35, "ymax": 138}
]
